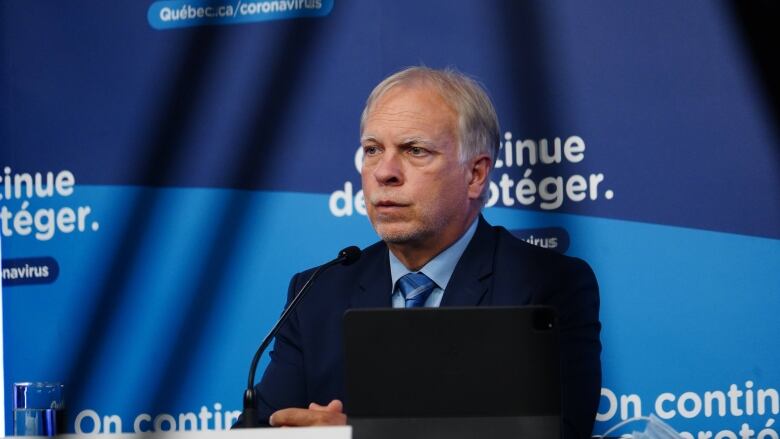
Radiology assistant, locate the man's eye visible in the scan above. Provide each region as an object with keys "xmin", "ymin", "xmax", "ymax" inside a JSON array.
[
  {"xmin": 408, "ymin": 146, "xmax": 427, "ymax": 156},
  {"xmin": 363, "ymin": 146, "xmax": 380, "ymax": 156}
]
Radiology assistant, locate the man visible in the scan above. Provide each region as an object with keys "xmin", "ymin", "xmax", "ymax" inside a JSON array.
[{"xmin": 254, "ymin": 67, "xmax": 601, "ymax": 438}]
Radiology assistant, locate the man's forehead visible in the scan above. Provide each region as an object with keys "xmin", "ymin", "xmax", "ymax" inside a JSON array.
[
  {"xmin": 361, "ymin": 85, "xmax": 458, "ymax": 138},
  {"xmin": 361, "ymin": 117, "xmax": 454, "ymax": 145}
]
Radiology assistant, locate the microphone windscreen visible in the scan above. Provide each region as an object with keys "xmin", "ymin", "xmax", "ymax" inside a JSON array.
[{"xmin": 339, "ymin": 246, "xmax": 362, "ymax": 265}]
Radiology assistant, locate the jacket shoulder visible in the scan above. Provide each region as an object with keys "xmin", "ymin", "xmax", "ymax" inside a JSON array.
[{"xmin": 491, "ymin": 224, "xmax": 596, "ymax": 282}]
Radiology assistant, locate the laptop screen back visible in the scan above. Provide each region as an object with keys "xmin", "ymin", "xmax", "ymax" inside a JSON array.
[{"xmin": 343, "ymin": 306, "xmax": 561, "ymax": 418}]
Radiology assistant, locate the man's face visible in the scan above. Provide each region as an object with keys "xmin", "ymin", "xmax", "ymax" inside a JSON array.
[{"xmin": 360, "ymin": 85, "xmax": 477, "ymax": 250}]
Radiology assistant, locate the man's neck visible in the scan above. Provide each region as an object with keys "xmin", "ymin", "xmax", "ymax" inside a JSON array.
[{"xmin": 387, "ymin": 212, "xmax": 480, "ymax": 271}]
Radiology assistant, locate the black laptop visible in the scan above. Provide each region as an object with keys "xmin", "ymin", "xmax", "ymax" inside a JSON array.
[{"xmin": 343, "ymin": 306, "xmax": 562, "ymax": 439}]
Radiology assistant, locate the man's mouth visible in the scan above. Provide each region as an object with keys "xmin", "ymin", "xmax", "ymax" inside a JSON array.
[
  {"xmin": 373, "ymin": 200, "xmax": 410, "ymax": 212},
  {"xmin": 376, "ymin": 200, "xmax": 404, "ymax": 207}
]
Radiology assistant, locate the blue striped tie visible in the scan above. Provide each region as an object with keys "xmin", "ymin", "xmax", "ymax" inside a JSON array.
[{"xmin": 397, "ymin": 272, "xmax": 436, "ymax": 308}]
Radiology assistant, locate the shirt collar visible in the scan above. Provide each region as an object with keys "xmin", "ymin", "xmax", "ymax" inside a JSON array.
[{"xmin": 389, "ymin": 217, "xmax": 479, "ymax": 294}]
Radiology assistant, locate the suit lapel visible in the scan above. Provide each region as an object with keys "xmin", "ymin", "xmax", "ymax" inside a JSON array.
[
  {"xmin": 351, "ymin": 245, "xmax": 393, "ymax": 308},
  {"xmin": 440, "ymin": 216, "xmax": 495, "ymax": 307}
]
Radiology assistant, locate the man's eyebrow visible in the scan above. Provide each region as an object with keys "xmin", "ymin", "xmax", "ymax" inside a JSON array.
[
  {"xmin": 400, "ymin": 137, "xmax": 434, "ymax": 147},
  {"xmin": 360, "ymin": 135, "xmax": 379, "ymax": 144},
  {"xmin": 360, "ymin": 135, "xmax": 435, "ymax": 147}
]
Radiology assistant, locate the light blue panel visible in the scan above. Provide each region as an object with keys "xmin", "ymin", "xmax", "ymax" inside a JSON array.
[{"xmin": 4, "ymin": 187, "xmax": 779, "ymax": 435}]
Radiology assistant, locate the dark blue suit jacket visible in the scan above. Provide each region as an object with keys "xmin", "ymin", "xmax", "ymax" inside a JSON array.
[{"xmin": 255, "ymin": 216, "xmax": 602, "ymax": 438}]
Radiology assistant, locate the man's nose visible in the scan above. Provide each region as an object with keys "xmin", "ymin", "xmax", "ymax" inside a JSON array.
[{"xmin": 372, "ymin": 151, "xmax": 403, "ymax": 186}]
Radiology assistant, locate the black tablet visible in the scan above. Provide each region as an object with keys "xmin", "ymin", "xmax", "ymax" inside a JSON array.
[{"xmin": 343, "ymin": 306, "xmax": 562, "ymax": 439}]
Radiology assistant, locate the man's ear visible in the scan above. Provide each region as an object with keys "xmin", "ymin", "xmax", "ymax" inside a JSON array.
[{"xmin": 466, "ymin": 155, "xmax": 492, "ymax": 200}]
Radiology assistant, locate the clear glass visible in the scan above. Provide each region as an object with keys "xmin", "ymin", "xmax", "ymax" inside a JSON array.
[{"xmin": 12, "ymin": 382, "xmax": 65, "ymax": 436}]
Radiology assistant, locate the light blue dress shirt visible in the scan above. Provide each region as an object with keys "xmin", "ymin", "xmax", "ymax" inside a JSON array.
[{"xmin": 389, "ymin": 218, "xmax": 479, "ymax": 308}]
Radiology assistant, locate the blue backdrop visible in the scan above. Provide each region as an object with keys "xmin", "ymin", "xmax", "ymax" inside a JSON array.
[{"xmin": 2, "ymin": 1, "xmax": 779, "ymax": 437}]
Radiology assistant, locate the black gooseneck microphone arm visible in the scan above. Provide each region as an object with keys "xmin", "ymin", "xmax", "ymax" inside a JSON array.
[{"xmin": 233, "ymin": 246, "xmax": 362, "ymax": 429}]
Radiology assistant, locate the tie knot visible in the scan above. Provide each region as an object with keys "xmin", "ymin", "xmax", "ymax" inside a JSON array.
[{"xmin": 397, "ymin": 272, "xmax": 436, "ymax": 308}]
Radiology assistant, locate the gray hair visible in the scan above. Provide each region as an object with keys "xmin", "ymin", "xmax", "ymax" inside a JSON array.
[{"xmin": 360, "ymin": 66, "xmax": 500, "ymax": 165}]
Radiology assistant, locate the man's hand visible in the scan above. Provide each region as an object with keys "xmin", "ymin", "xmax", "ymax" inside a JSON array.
[{"xmin": 269, "ymin": 399, "xmax": 347, "ymax": 427}]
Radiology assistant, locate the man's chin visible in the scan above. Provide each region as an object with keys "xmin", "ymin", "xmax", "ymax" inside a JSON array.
[{"xmin": 374, "ymin": 224, "xmax": 425, "ymax": 244}]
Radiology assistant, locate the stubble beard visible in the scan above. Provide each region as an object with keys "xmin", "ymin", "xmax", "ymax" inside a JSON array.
[
  {"xmin": 374, "ymin": 221, "xmax": 434, "ymax": 245},
  {"xmin": 369, "ymin": 206, "xmax": 450, "ymax": 247}
]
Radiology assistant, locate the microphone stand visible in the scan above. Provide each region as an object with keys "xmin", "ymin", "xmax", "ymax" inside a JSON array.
[{"xmin": 232, "ymin": 246, "xmax": 361, "ymax": 428}]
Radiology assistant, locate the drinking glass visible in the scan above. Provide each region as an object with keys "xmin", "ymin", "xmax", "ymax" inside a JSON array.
[{"xmin": 12, "ymin": 382, "xmax": 65, "ymax": 436}]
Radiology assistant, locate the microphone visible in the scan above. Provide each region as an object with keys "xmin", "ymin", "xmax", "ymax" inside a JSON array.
[{"xmin": 232, "ymin": 245, "xmax": 362, "ymax": 429}]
